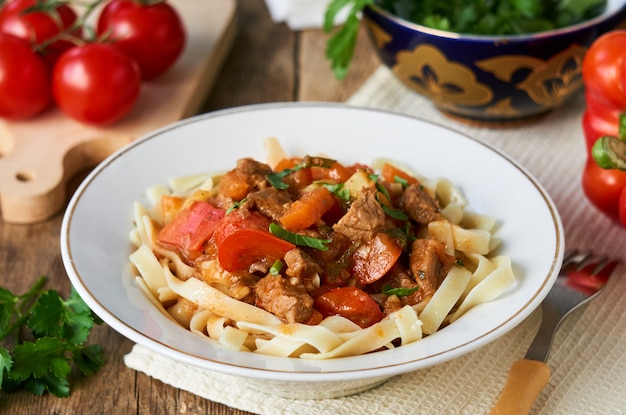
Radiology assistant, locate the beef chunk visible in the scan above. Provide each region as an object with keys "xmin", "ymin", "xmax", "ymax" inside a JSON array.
[
  {"xmin": 284, "ymin": 248, "xmax": 323, "ymax": 279},
  {"xmin": 254, "ymin": 275, "xmax": 313, "ymax": 323},
  {"xmin": 247, "ymin": 187, "xmax": 293, "ymax": 221},
  {"xmin": 409, "ymin": 238, "xmax": 455, "ymax": 299},
  {"xmin": 400, "ymin": 183, "xmax": 443, "ymax": 225},
  {"xmin": 332, "ymin": 187, "xmax": 387, "ymax": 241},
  {"xmin": 218, "ymin": 158, "xmax": 273, "ymax": 201}
]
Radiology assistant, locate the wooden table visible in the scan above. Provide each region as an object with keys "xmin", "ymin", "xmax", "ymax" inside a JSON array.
[{"xmin": 0, "ymin": 1, "xmax": 379, "ymax": 413}]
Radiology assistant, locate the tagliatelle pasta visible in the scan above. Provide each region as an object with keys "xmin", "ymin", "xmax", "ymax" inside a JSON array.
[{"xmin": 128, "ymin": 137, "xmax": 517, "ymax": 359}]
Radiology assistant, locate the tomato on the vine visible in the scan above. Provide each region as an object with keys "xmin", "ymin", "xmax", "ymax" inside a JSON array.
[
  {"xmin": 0, "ymin": 33, "xmax": 51, "ymax": 120},
  {"xmin": 52, "ymin": 43, "xmax": 141, "ymax": 125},
  {"xmin": 96, "ymin": 0, "xmax": 186, "ymax": 80},
  {"xmin": 0, "ymin": 0, "xmax": 79, "ymax": 65}
]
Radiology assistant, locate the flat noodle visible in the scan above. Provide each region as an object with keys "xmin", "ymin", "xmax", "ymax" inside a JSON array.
[
  {"xmin": 451, "ymin": 225, "xmax": 492, "ymax": 255},
  {"xmin": 164, "ymin": 273, "xmax": 283, "ymax": 326},
  {"xmin": 129, "ymin": 245, "xmax": 168, "ymax": 296},
  {"xmin": 264, "ymin": 137, "xmax": 288, "ymax": 169},
  {"xmin": 450, "ymin": 256, "xmax": 516, "ymax": 323},
  {"xmin": 300, "ymin": 306, "xmax": 421, "ymax": 359},
  {"xmin": 168, "ymin": 173, "xmax": 215, "ymax": 193},
  {"xmin": 419, "ymin": 266, "xmax": 472, "ymax": 335},
  {"xmin": 237, "ymin": 321, "xmax": 344, "ymax": 353},
  {"xmin": 428, "ymin": 220, "xmax": 455, "ymax": 256}
]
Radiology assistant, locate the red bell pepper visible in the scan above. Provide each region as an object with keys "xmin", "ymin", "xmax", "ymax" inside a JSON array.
[
  {"xmin": 314, "ymin": 286, "xmax": 383, "ymax": 328},
  {"xmin": 214, "ymin": 211, "xmax": 295, "ymax": 272},
  {"xmin": 581, "ymin": 30, "xmax": 626, "ymax": 225},
  {"xmin": 156, "ymin": 200, "xmax": 225, "ymax": 260}
]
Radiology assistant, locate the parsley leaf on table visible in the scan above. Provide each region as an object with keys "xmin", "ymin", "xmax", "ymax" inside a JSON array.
[{"xmin": 0, "ymin": 277, "xmax": 104, "ymax": 397}]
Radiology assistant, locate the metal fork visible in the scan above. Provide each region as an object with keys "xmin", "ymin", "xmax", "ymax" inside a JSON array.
[{"xmin": 489, "ymin": 250, "xmax": 620, "ymax": 415}]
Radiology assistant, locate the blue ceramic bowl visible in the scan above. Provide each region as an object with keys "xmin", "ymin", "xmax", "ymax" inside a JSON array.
[{"xmin": 363, "ymin": 0, "xmax": 626, "ymax": 123}]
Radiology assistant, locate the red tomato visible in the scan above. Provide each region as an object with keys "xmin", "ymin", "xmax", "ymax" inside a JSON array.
[
  {"xmin": 214, "ymin": 211, "xmax": 295, "ymax": 272},
  {"xmin": 96, "ymin": 0, "xmax": 186, "ymax": 80},
  {"xmin": 314, "ymin": 286, "xmax": 383, "ymax": 328},
  {"xmin": 52, "ymin": 43, "xmax": 141, "ymax": 125},
  {"xmin": 619, "ymin": 187, "xmax": 626, "ymax": 228},
  {"xmin": 581, "ymin": 157, "xmax": 626, "ymax": 221},
  {"xmin": 351, "ymin": 233, "xmax": 402, "ymax": 284},
  {"xmin": 582, "ymin": 30, "xmax": 626, "ymax": 109},
  {"xmin": 0, "ymin": 0, "xmax": 78, "ymax": 64},
  {"xmin": 0, "ymin": 33, "xmax": 51, "ymax": 120}
]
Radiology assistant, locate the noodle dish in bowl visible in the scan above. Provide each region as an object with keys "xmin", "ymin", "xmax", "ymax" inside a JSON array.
[{"xmin": 60, "ymin": 102, "xmax": 564, "ymax": 399}]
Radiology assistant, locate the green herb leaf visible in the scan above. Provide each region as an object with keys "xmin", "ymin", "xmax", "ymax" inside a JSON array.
[
  {"xmin": 0, "ymin": 278, "xmax": 104, "ymax": 397},
  {"xmin": 269, "ymin": 223, "xmax": 331, "ymax": 251},
  {"xmin": 321, "ymin": 182, "xmax": 350, "ymax": 201},
  {"xmin": 267, "ymin": 156, "xmax": 336, "ymax": 190},
  {"xmin": 382, "ymin": 285, "xmax": 419, "ymax": 297},
  {"xmin": 324, "ymin": 0, "xmax": 373, "ymax": 79},
  {"xmin": 269, "ymin": 260, "xmax": 284, "ymax": 275}
]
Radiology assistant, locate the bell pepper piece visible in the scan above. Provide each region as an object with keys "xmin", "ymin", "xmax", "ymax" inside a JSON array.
[
  {"xmin": 156, "ymin": 200, "xmax": 225, "ymax": 259},
  {"xmin": 279, "ymin": 186, "xmax": 336, "ymax": 232}
]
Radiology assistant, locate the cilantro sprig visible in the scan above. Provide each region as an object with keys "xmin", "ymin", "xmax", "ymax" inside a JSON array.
[{"xmin": 0, "ymin": 277, "xmax": 104, "ymax": 397}]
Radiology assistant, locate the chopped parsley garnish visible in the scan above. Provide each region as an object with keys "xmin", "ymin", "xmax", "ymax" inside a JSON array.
[
  {"xmin": 382, "ymin": 285, "xmax": 419, "ymax": 297},
  {"xmin": 321, "ymin": 182, "xmax": 350, "ymax": 201},
  {"xmin": 269, "ymin": 223, "xmax": 331, "ymax": 251},
  {"xmin": 269, "ymin": 260, "xmax": 284, "ymax": 275},
  {"xmin": 226, "ymin": 198, "xmax": 247, "ymax": 214},
  {"xmin": 267, "ymin": 156, "xmax": 336, "ymax": 190},
  {"xmin": 370, "ymin": 173, "xmax": 409, "ymax": 221}
]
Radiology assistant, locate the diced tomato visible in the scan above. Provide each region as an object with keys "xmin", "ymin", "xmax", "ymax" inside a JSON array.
[
  {"xmin": 280, "ymin": 186, "xmax": 336, "ymax": 231},
  {"xmin": 351, "ymin": 233, "xmax": 402, "ymax": 284},
  {"xmin": 156, "ymin": 200, "xmax": 225, "ymax": 259},
  {"xmin": 381, "ymin": 162, "xmax": 419, "ymax": 185},
  {"xmin": 214, "ymin": 211, "xmax": 295, "ymax": 272},
  {"xmin": 314, "ymin": 286, "xmax": 383, "ymax": 328}
]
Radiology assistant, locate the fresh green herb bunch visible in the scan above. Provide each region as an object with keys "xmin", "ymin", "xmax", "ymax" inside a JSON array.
[
  {"xmin": 0, "ymin": 277, "xmax": 105, "ymax": 397},
  {"xmin": 324, "ymin": 0, "xmax": 608, "ymax": 79}
]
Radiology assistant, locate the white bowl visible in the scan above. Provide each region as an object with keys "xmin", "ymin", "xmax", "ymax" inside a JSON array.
[{"xmin": 60, "ymin": 103, "xmax": 564, "ymax": 399}]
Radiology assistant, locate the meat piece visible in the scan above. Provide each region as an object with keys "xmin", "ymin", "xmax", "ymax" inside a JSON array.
[
  {"xmin": 284, "ymin": 248, "xmax": 322, "ymax": 279},
  {"xmin": 332, "ymin": 187, "xmax": 388, "ymax": 241},
  {"xmin": 254, "ymin": 275, "xmax": 313, "ymax": 323},
  {"xmin": 218, "ymin": 158, "xmax": 273, "ymax": 201},
  {"xmin": 247, "ymin": 187, "xmax": 293, "ymax": 221},
  {"xmin": 400, "ymin": 183, "xmax": 443, "ymax": 225},
  {"xmin": 409, "ymin": 238, "xmax": 455, "ymax": 299}
]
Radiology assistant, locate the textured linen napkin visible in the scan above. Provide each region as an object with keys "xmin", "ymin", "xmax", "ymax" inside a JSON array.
[{"xmin": 125, "ymin": 66, "xmax": 626, "ymax": 414}]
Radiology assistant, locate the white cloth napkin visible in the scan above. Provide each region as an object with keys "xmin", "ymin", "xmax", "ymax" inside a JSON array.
[
  {"xmin": 125, "ymin": 66, "xmax": 626, "ymax": 414},
  {"xmin": 264, "ymin": 0, "xmax": 347, "ymax": 30}
]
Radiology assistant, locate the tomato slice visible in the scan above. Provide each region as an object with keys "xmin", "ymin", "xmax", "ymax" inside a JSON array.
[
  {"xmin": 351, "ymin": 233, "xmax": 403, "ymax": 285},
  {"xmin": 156, "ymin": 200, "xmax": 225, "ymax": 259},
  {"xmin": 214, "ymin": 211, "xmax": 295, "ymax": 272},
  {"xmin": 314, "ymin": 286, "xmax": 383, "ymax": 328}
]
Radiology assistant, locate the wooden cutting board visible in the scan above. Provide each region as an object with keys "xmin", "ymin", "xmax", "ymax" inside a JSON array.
[{"xmin": 0, "ymin": 0, "xmax": 237, "ymax": 224}]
